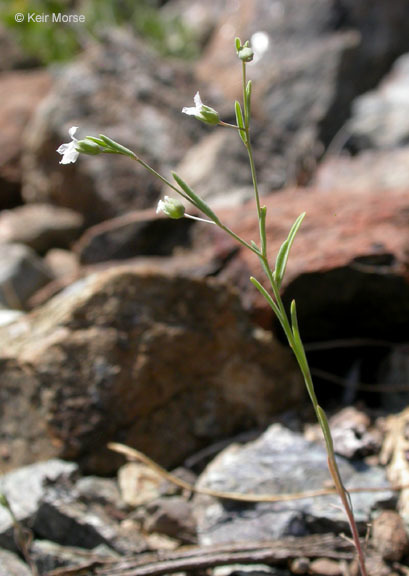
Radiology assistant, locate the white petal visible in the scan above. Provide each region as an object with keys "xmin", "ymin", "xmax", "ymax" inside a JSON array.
[
  {"xmin": 193, "ymin": 92, "xmax": 202, "ymax": 108},
  {"xmin": 182, "ymin": 106, "xmax": 198, "ymax": 116},
  {"xmin": 69, "ymin": 126, "xmax": 79, "ymax": 138},
  {"xmin": 58, "ymin": 142, "xmax": 79, "ymax": 164},
  {"xmin": 156, "ymin": 199, "xmax": 165, "ymax": 214}
]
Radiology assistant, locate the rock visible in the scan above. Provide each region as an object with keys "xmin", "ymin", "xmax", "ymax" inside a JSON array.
[
  {"xmin": 162, "ymin": 0, "xmax": 226, "ymax": 47},
  {"xmin": 347, "ymin": 54, "xmax": 409, "ymax": 151},
  {"xmin": 0, "ymin": 267, "xmax": 303, "ymax": 474},
  {"xmin": 0, "ymin": 244, "xmax": 54, "ymax": 309},
  {"xmin": 314, "ymin": 147, "xmax": 409, "ymax": 192},
  {"xmin": 308, "ymin": 558, "xmax": 342, "ymax": 576},
  {"xmin": 372, "ymin": 510, "xmax": 409, "ymax": 561},
  {"xmin": 0, "ymin": 548, "xmax": 31, "ymax": 576},
  {"xmin": 328, "ymin": 407, "xmax": 381, "ymax": 459},
  {"xmin": 144, "ymin": 496, "xmax": 196, "ymax": 543},
  {"xmin": 118, "ymin": 462, "xmax": 163, "ymax": 508},
  {"xmin": 74, "ymin": 209, "xmax": 193, "ymax": 264},
  {"xmin": 0, "ymin": 459, "xmax": 78, "ymax": 551},
  {"xmin": 0, "ymin": 204, "xmax": 83, "ymax": 254},
  {"xmin": 172, "ymin": 130, "xmax": 257, "ymax": 206},
  {"xmin": 193, "ymin": 185, "xmax": 409, "ymax": 344},
  {"xmin": 194, "ymin": 423, "xmax": 394, "ymax": 545},
  {"xmin": 0, "ymin": 309, "xmax": 24, "ymax": 327},
  {"xmin": 33, "ymin": 484, "xmax": 141, "ymax": 554},
  {"xmin": 44, "ymin": 248, "xmax": 80, "ymax": 278},
  {"xmin": 22, "ymin": 29, "xmax": 201, "ymax": 223},
  {"xmin": 195, "ymin": 0, "xmax": 409, "ymax": 187},
  {"xmin": 30, "ymin": 540, "xmax": 119, "ymax": 574},
  {"xmin": 0, "ymin": 70, "xmax": 51, "ymax": 209}
]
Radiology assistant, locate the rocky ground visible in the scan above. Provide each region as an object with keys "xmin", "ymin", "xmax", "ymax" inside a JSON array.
[{"xmin": 1, "ymin": 0, "xmax": 409, "ymax": 574}]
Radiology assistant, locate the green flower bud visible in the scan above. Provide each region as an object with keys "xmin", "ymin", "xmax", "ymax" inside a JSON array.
[
  {"xmin": 76, "ymin": 138, "xmax": 103, "ymax": 156},
  {"xmin": 156, "ymin": 196, "xmax": 186, "ymax": 219},
  {"xmin": 238, "ymin": 46, "xmax": 254, "ymax": 62}
]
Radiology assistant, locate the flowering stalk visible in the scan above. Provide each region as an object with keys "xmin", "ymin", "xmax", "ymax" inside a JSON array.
[{"xmin": 58, "ymin": 38, "xmax": 367, "ymax": 575}]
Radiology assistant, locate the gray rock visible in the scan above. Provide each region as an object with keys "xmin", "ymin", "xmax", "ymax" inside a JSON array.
[
  {"xmin": 0, "ymin": 548, "xmax": 31, "ymax": 576},
  {"xmin": 30, "ymin": 540, "xmax": 119, "ymax": 574},
  {"xmin": 33, "ymin": 485, "xmax": 141, "ymax": 554},
  {"xmin": 74, "ymin": 209, "xmax": 193, "ymax": 264},
  {"xmin": 144, "ymin": 496, "xmax": 197, "ymax": 543},
  {"xmin": 0, "ymin": 267, "xmax": 303, "ymax": 474},
  {"xmin": 347, "ymin": 54, "xmax": 409, "ymax": 151},
  {"xmin": 22, "ymin": 29, "xmax": 200, "ymax": 223},
  {"xmin": 0, "ymin": 244, "xmax": 54, "ymax": 309},
  {"xmin": 0, "ymin": 204, "xmax": 84, "ymax": 254},
  {"xmin": 196, "ymin": 0, "xmax": 409, "ymax": 188},
  {"xmin": 0, "ymin": 459, "xmax": 78, "ymax": 551},
  {"xmin": 195, "ymin": 424, "xmax": 394, "ymax": 545}
]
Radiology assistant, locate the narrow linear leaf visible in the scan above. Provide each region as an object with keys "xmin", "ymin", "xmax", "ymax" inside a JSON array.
[
  {"xmin": 274, "ymin": 212, "xmax": 306, "ymax": 288},
  {"xmin": 316, "ymin": 405, "xmax": 334, "ymax": 454},
  {"xmin": 234, "ymin": 101, "xmax": 247, "ymax": 144},
  {"xmin": 250, "ymin": 276, "xmax": 281, "ymax": 319},
  {"xmin": 245, "ymin": 80, "xmax": 252, "ymax": 118},
  {"xmin": 172, "ymin": 172, "xmax": 220, "ymax": 224},
  {"xmin": 259, "ymin": 205, "xmax": 267, "ymax": 255},
  {"xmin": 98, "ymin": 134, "xmax": 136, "ymax": 158},
  {"xmin": 290, "ymin": 300, "xmax": 314, "ymax": 396}
]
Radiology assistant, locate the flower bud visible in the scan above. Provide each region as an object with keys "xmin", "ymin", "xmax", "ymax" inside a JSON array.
[
  {"xmin": 76, "ymin": 138, "xmax": 103, "ymax": 156},
  {"xmin": 156, "ymin": 196, "xmax": 186, "ymax": 219},
  {"xmin": 198, "ymin": 105, "xmax": 220, "ymax": 125},
  {"xmin": 238, "ymin": 46, "xmax": 254, "ymax": 62}
]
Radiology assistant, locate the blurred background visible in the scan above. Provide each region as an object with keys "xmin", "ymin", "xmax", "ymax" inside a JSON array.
[{"xmin": 0, "ymin": 0, "xmax": 409, "ymax": 472}]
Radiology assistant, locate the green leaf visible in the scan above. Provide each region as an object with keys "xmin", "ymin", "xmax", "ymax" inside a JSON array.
[
  {"xmin": 245, "ymin": 80, "xmax": 252, "ymax": 119},
  {"xmin": 274, "ymin": 212, "xmax": 306, "ymax": 288},
  {"xmin": 234, "ymin": 101, "xmax": 247, "ymax": 144},
  {"xmin": 250, "ymin": 276, "xmax": 281, "ymax": 319},
  {"xmin": 172, "ymin": 172, "xmax": 220, "ymax": 224},
  {"xmin": 316, "ymin": 405, "xmax": 334, "ymax": 453},
  {"xmin": 259, "ymin": 205, "xmax": 267, "ymax": 256},
  {"xmin": 235, "ymin": 37, "xmax": 241, "ymax": 53}
]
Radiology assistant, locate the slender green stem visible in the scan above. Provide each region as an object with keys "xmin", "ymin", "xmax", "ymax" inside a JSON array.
[{"xmin": 130, "ymin": 155, "xmax": 191, "ymax": 204}]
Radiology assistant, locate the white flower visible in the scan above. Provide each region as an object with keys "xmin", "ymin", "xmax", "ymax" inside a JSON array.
[
  {"xmin": 182, "ymin": 91, "xmax": 204, "ymax": 117},
  {"xmin": 57, "ymin": 126, "xmax": 80, "ymax": 164},
  {"xmin": 182, "ymin": 92, "xmax": 219, "ymax": 125},
  {"xmin": 156, "ymin": 196, "xmax": 185, "ymax": 219}
]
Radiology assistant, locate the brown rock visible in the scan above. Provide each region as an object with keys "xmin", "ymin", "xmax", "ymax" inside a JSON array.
[
  {"xmin": 309, "ymin": 558, "xmax": 342, "ymax": 576},
  {"xmin": 193, "ymin": 185, "xmax": 409, "ymax": 342},
  {"xmin": 0, "ymin": 70, "xmax": 51, "ymax": 208},
  {"xmin": 44, "ymin": 248, "xmax": 80, "ymax": 279},
  {"xmin": 372, "ymin": 510, "xmax": 409, "ymax": 561},
  {"xmin": 0, "ymin": 204, "xmax": 83, "ymax": 254},
  {"xmin": 0, "ymin": 266, "xmax": 303, "ymax": 474}
]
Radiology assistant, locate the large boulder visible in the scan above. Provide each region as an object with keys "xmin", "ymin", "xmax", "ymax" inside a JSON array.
[
  {"xmin": 192, "ymin": 0, "xmax": 409, "ymax": 189},
  {"xmin": 21, "ymin": 29, "xmax": 203, "ymax": 224},
  {"xmin": 0, "ymin": 204, "xmax": 83, "ymax": 254},
  {"xmin": 191, "ymin": 185, "xmax": 409, "ymax": 343},
  {"xmin": 0, "ymin": 70, "xmax": 51, "ymax": 209},
  {"xmin": 346, "ymin": 53, "xmax": 409, "ymax": 152},
  {"xmin": 0, "ymin": 266, "xmax": 303, "ymax": 474}
]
